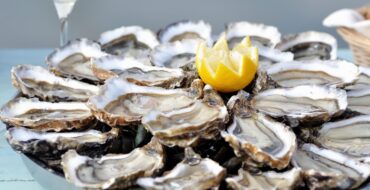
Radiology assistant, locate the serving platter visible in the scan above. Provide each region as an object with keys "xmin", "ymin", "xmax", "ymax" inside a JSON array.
[
  {"xmin": 2, "ymin": 19, "xmax": 370, "ymax": 190},
  {"xmin": 21, "ymin": 154, "xmax": 80, "ymax": 190}
]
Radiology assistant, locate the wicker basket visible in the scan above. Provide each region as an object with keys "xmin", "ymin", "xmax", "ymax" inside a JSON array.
[{"xmin": 337, "ymin": 5, "xmax": 370, "ymax": 66}]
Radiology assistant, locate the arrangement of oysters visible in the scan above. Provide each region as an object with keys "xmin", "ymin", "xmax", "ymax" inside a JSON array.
[{"xmin": 1, "ymin": 20, "xmax": 370, "ymax": 190}]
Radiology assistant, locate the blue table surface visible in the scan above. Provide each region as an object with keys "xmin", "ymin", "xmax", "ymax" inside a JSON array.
[{"xmin": 0, "ymin": 49, "xmax": 353, "ymax": 190}]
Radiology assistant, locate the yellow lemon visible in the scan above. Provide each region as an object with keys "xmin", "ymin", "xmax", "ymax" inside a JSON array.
[{"xmin": 195, "ymin": 35, "xmax": 258, "ymax": 93}]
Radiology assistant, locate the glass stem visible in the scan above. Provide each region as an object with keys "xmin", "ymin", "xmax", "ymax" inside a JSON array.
[{"xmin": 60, "ymin": 18, "xmax": 68, "ymax": 46}]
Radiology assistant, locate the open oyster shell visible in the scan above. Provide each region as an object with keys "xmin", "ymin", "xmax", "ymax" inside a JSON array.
[
  {"xmin": 267, "ymin": 60, "xmax": 359, "ymax": 88},
  {"xmin": 292, "ymin": 143, "xmax": 370, "ymax": 190},
  {"xmin": 222, "ymin": 91, "xmax": 296, "ymax": 170},
  {"xmin": 150, "ymin": 39, "xmax": 199, "ymax": 70},
  {"xmin": 88, "ymin": 78, "xmax": 203, "ymax": 126},
  {"xmin": 225, "ymin": 21, "xmax": 281, "ymax": 48},
  {"xmin": 277, "ymin": 31, "xmax": 337, "ymax": 60},
  {"xmin": 46, "ymin": 38, "xmax": 107, "ymax": 81},
  {"xmin": 226, "ymin": 168, "xmax": 302, "ymax": 190},
  {"xmin": 347, "ymin": 88, "xmax": 370, "ymax": 114},
  {"xmin": 61, "ymin": 138, "xmax": 164, "ymax": 189},
  {"xmin": 137, "ymin": 148, "xmax": 226, "ymax": 190},
  {"xmin": 314, "ymin": 115, "xmax": 370, "ymax": 158},
  {"xmin": 11, "ymin": 65, "xmax": 99, "ymax": 101},
  {"xmin": 142, "ymin": 85, "xmax": 228, "ymax": 147},
  {"xmin": 99, "ymin": 25, "xmax": 159, "ymax": 60},
  {"xmin": 0, "ymin": 98, "xmax": 95, "ymax": 132},
  {"xmin": 92, "ymin": 55, "xmax": 185, "ymax": 88},
  {"xmin": 251, "ymin": 85, "xmax": 347, "ymax": 126},
  {"xmin": 149, "ymin": 39, "xmax": 200, "ymax": 87},
  {"xmin": 346, "ymin": 66, "xmax": 370, "ymax": 90},
  {"xmin": 6, "ymin": 127, "xmax": 119, "ymax": 159},
  {"xmin": 224, "ymin": 21, "xmax": 288, "ymax": 70},
  {"xmin": 158, "ymin": 20, "xmax": 212, "ymax": 45}
]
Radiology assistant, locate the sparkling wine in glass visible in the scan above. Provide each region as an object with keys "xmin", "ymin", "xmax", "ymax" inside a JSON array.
[{"xmin": 53, "ymin": 0, "xmax": 77, "ymax": 46}]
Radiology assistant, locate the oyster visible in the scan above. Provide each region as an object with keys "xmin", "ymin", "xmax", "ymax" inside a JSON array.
[
  {"xmin": 251, "ymin": 85, "xmax": 347, "ymax": 126},
  {"xmin": 346, "ymin": 66, "xmax": 370, "ymax": 90},
  {"xmin": 267, "ymin": 60, "xmax": 359, "ymax": 88},
  {"xmin": 150, "ymin": 39, "xmax": 199, "ymax": 70},
  {"xmin": 99, "ymin": 25, "xmax": 159, "ymax": 60},
  {"xmin": 92, "ymin": 55, "xmax": 185, "ymax": 88},
  {"xmin": 277, "ymin": 31, "xmax": 337, "ymax": 60},
  {"xmin": 11, "ymin": 65, "xmax": 99, "ymax": 101},
  {"xmin": 315, "ymin": 115, "xmax": 370, "ymax": 157},
  {"xmin": 158, "ymin": 20, "xmax": 212, "ymax": 45},
  {"xmin": 222, "ymin": 91, "xmax": 296, "ymax": 169},
  {"xmin": 226, "ymin": 168, "xmax": 302, "ymax": 190},
  {"xmin": 137, "ymin": 148, "xmax": 226, "ymax": 190},
  {"xmin": 292, "ymin": 143, "xmax": 370, "ymax": 190},
  {"xmin": 0, "ymin": 98, "xmax": 95, "ymax": 131},
  {"xmin": 61, "ymin": 138, "xmax": 164, "ymax": 189},
  {"xmin": 6, "ymin": 127, "xmax": 119, "ymax": 159},
  {"xmin": 347, "ymin": 88, "xmax": 370, "ymax": 114},
  {"xmin": 258, "ymin": 46, "xmax": 294, "ymax": 70},
  {"xmin": 142, "ymin": 85, "xmax": 228, "ymax": 147},
  {"xmin": 46, "ymin": 38, "xmax": 107, "ymax": 81},
  {"xmin": 225, "ymin": 21, "xmax": 281, "ymax": 48},
  {"xmin": 88, "ymin": 78, "xmax": 203, "ymax": 126}
]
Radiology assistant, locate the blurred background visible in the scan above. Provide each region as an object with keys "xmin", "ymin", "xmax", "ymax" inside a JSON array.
[{"xmin": 0, "ymin": 0, "xmax": 369, "ymax": 48}]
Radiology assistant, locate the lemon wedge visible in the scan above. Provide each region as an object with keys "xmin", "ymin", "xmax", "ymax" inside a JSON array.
[{"xmin": 195, "ymin": 34, "xmax": 258, "ymax": 93}]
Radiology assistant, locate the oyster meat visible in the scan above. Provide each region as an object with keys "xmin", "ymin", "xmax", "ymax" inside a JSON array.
[
  {"xmin": 61, "ymin": 138, "xmax": 164, "ymax": 189},
  {"xmin": 158, "ymin": 20, "xmax": 212, "ymax": 45},
  {"xmin": 225, "ymin": 21, "xmax": 281, "ymax": 48},
  {"xmin": 137, "ymin": 148, "xmax": 226, "ymax": 190},
  {"xmin": 226, "ymin": 168, "xmax": 302, "ymax": 190},
  {"xmin": 150, "ymin": 39, "xmax": 199, "ymax": 70},
  {"xmin": 267, "ymin": 60, "xmax": 359, "ymax": 88},
  {"xmin": 347, "ymin": 88, "xmax": 370, "ymax": 114},
  {"xmin": 315, "ymin": 115, "xmax": 370, "ymax": 157},
  {"xmin": 292, "ymin": 143, "xmax": 370, "ymax": 190},
  {"xmin": 92, "ymin": 55, "xmax": 185, "ymax": 88},
  {"xmin": 11, "ymin": 65, "xmax": 99, "ymax": 101},
  {"xmin": 346, "ymin": 66, "xmax": 370, "ymax": 90},
  {"xmin": 251, "ymin": 85, "xmax": 347, "ymax": 126},
  {"xmin": 46, "ymin": 38, "xmax": 107, "ymax": 81},
  {"xmin": 6, "ymin": 127, "xmax": 119, "ymax": 159},
  {"xmin": 142, "ymin": 85, "xmax": 228, "ymax": 147},
  {"xmin": 277, "ymin": 31, "xmax": 337, "ymax": 60},
  {"xmin": 88, "ymin": 78, "xmax": 203, "ymax": 126},
  {"xmin": 0, "ymin": 98, "xmax": 95, "ymax": 131},
  {"xmin": 99, "ymin": 25, "xmax": 159, "ymax": 61},
  {"xmin": 222, "ymin": 91, "xmax": 296, "ymax": 169}
]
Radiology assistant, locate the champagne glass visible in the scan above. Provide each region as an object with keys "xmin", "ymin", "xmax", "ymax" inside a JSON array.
[{"xmin": 53, "ymin": 0, "xmax": 77, "ymax": 46}]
